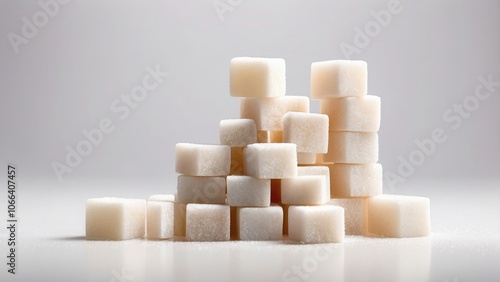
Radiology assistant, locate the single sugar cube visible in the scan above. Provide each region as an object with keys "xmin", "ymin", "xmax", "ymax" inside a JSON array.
[
  {"xmin": 330, "ymin": 163, "xmax": 383, "ymax": 197},
  {"xmin": 147, "ymin": 200, "xmax": 174, "ymax": 240},
  {"xmin": 328, "ymin": 198, "xmax": 367, "ymax": 235},
  {"xmin": 174, "ymin": 201, "xmax": 187, "ymax": 237},
  {"xmin": 367, "ymin": 195, "xmax": 431, "ymax": 238},
  {"xmin": 227, "ymin": 175, "xmax": 270, "ymax": 207},
  {"xmin": 244, "ymin": 143, "xmax": 297, "ymax": 179},
  {"xmin": 230, "ymin": 147, "xmax": 244, "ymax": 175},
  {"xmin": 310, "ymin": 60, "xmax": 367, "ymax": 98},
  {"xmin": 283, "ymin": 112, "xmax": 329, "ymax": 153},
  {"xmin": 281, "ymin": 175, "xmax": 329, "ymax": 205},
  {"xmin": 148, "ymin": 194, "xmax": 175, "ymax": 202},
  {"xmin": 320, "ymin": 95, "xmax": 381, "ymax": 132},
  {"xmin": 238, "ymin": 206, "xmax": 283, "ymax": 240},
  {"xmin": 297, "ymin": 152, "xmax": 317, "ymax": 165},
  {"xmin": 297, "ymin": 166, "xmax": 330, "ymax": 200},
  {"xmin": 86, "ymin": 198, "xmax": 146, "ymax": 240},
  {"xmin": 176, "ymin": 176, "xmax": 226, "ymax": 204},
  {"xmin": 324, "ymin": 132, "xmax": 378, "ymax": 163},
  {"xmin": 288, "ymin": 205, "xmax": 344, "ymax": 244},
  {"xmin": 220, "ymin": 119, "xmax": 257, "ymax": 147},
  {"xmin": 186, "ymin": 204, "xmax": 230, "ymax": 241},
  {"xmin": 175, "ymin": 143, "xmax": 230, "ymax": 176},
  {"xmin": 241, "ymin": 96, "xmax": 310, "ymax": 131},
  {"xmin": 230, "ymin": 57, "xmax": 286, "ymax": 98}
]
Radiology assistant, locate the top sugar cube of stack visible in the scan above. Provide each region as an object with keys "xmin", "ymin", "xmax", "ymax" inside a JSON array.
[
  {"xmin": 230, "ymin": 57, "xmax": 286, "ymax": 98},
  {"xmin": 311, "ymin": 60, "xmax": 367, "ymax": 98}
]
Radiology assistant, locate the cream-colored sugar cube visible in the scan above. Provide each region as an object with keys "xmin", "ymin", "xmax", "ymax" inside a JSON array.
[
  {"xmin": 240, "ymin": 96, "xmax": 309, "ymax": 131},
  {"xmin": 86, "ymin": 198, "xmax": 146, "ymax": 240},
  {"xmin": 324, "ymin": 132, "xmax": 378, "ymax": 163},
  {"xmin": 238, "ymin": 206, "xmax": 283, "ymax": 241},
  {"xmin": 311, "ymin": 60, "xmax": 367, "ymax": 98},
  {"xmin": 175, "ymin": 143, "xmax": 230, "ymax": 176},
  {"xmin": 367, "ymin": 195, "xmax": 431, "ymax": 238},
  {"xmin": 297, "ymin": 152, "xmax": 317, "ymax": 165},
  {"xmin": 186, "ymin": 204, "xmax": 230, "ymax": 241},
  {"xmin": 330, "ymin": 163, "xmax": 383, "ymax": 197},
  {"xmin": 227, "ymin": 175, "xmax": 270, "ymax": 207},
  {"xmin": 297, "ymin": 166, "xmax": 330, "ymax": 200},
  {"xmin": 328, "ymin": 198, "xmax": 367, "ymax": 235},
  {"xmin": 244, "ymin": 143, "xmax": 297, "ymax": 179},
  {"xmin": 147, "ymin": 200, "xmax": 174, "ymax": 240},
  {"xmin": 281, "ymin": 175, "xmax": 329, "ymax": 205},
  {"xmin": 176, "ymin": 176, "xmax": 226, "ymax": 204},
  {"xmin": 288, "ymin": 205, "xmax": 345, "ymax": 244},
  {"xmin": 320, "ymin": 95, "xmax": 381, "ymax": 132},
  {"xmin": 283, "ymin": 112, "xmax": 329, "ymax": 154},
  {"xmin": 230, "ymin": 57, "xmax": 286, "ymax": 98},
  {"xmin": 219, "ymin": 119, "xmax": 257, "ymax": 147}
]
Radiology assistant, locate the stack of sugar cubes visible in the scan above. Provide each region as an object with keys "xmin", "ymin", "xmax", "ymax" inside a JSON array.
[{"xmin": 85, "ymin": 57, "xmax": 430, "ymax": 242}]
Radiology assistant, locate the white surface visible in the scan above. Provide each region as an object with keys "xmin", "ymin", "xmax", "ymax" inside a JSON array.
[{"xmin": 1, "ymin": 179, "xmax": 499, "ymax": 281}]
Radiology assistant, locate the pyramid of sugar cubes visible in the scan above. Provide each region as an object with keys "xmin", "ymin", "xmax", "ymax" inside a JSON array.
[{"xmin": 85, "ymin": 57, "xmax": 430, "ymax": 242}]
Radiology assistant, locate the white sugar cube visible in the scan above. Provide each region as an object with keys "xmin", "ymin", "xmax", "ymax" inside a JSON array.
[
  {"xmin": 281, "ymin": 175, "xmax": 329, "ymax": 205},
  {"xmin": 328, "ymin": 198, "xmax": 367, "ymax": 235},
  {"xmin": 176, "ymin": 176, "xmax": 226, "ymax": 204},
  {"xmin": 186, "ymin": 204, "xmax": 230, "ymax": 241},
  {"xmin": 148, "ymin": 194, "xmax": 175, "ymax": 202},
  {"xmin": 175, "ymin": 143, "xmax": 230, "ymax": 176},
  {"xmin": 230, "ymin": 57, "xmax": 286, "ymax": 98},
  {"xmin": 297, "ymin": 152, "xmax": 317, "ymax": 165},
  {"xmin": 238, "ymin": 206, "xmax": 283, "ymax": 240},
  {"xmin": 220, "ymin": 119, "xmax": 257, "ymax": 147},
  {"xmin": 324, "ymin": 132, "xmax": 378, "ymax": 163},
  {"xmin": 288, "ymin": 205, "xmax": 344, "ymax": 244},
  {"xmin": 283, "ymin": 112, "xmax": 329, "ymax": 153},
  {"xmin": 227, "ymin": 175, "xmax": 270, "ymax": 207},
  {"xmin": 311, "ymin": 60, "xmax": 367, "ymax": 98},
  {"xmin": 230, "ymin": 147, "xmax": 244, "ymax": 175},
  {"xmin": 320, "ymin": 95, "xmax": 381, "ymax": 132},
  {"xmin": 297, "ymin": 166, "xmax": 330, "ymax": 200},
  {"xmin": 147, "ymin": 200, "xmax": 174, "ymax": 240},
  {"xmin": 86, "ymin": 198, "xmax": 146, "ymax": 240},
  {"xmin": 244, "ymin": 143, "xmax": 297, "ymax": 179},
  {"xmin": 174, "ymin": 202, "xmax": 187, "ymax": 236},
  {"xmin": 367, "ymin": 195, "xmax": 431, "ymax": 238},
  {"xmin": 330, "ymin": 163, "xmax": 383, "ymax": 197},
  {"xmin": 241, "ymin": 96, "xmax": 310, "ymax": 131}
]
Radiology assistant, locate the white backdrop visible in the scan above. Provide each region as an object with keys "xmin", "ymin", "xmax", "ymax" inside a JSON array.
[{"xmin": 1, "ymin": 0, "xmax": 499, "ymax": 192}]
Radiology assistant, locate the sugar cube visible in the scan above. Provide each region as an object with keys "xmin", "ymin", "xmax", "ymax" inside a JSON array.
[
  {"xmin": 367, "ymin": 195, "xmax": 431, "ymax": 238},
  {"xmin": 86, "ymin": 198, "xmax": 146, "ymax": 240},
  {"xmin": 186, "ymin": 204, "xmax": 230, "ymax": 241},
  {"xmin": 244, "ymin": 143, "xmax": 297, "ymax": 179},
  {"xmin": 176, "ymin": 176, "xmax": 226, "ymax": 204},
  {"xmin": 238, "ymin": 206, "xmax": 283, "ymax": 240},
  {"xmin": 147, "ymin": 200, "xmax": 174, "ymax": 240},
  {"xmin": 174, "ymin": 202, "xmax": 187, "ymax": 237},
  {"xmin": 230, "ymin": 57, "xmax": 286, "ymax": 98},
  {"xmin": 320, "ymin": 95, "xmax": 380, "ymax": 132},
  {"xmin": 330, "ymin": 163, "xmax": 383, "ymax": 197},
  {"xmin": 220, "ymin": 119, "xmax": 257, "ymax": 147},
  {"xmin": 241, "ymin": 96, "xmax": 309, "ymax": 131},
  {"xmin": 283, "ymin": 112, "xmax": 329, "ymax": 153},
  {"xmin": 324, "ymin": 132, "xmax": 378, "ymax": 163},
  {"xmin": 281, "ymin": 175, "xmax": 329, "ymax": 205},
  {"xmin": 175, "ymin": 143, "xmax": 231, "ymax": 176},
  {"xmin": 297, "ymin": 152, "xmax": 317, "ymax": 165},
  {"xmin": 328, "ymin": 198, "xmax": 367, "ymax": 235},
  {"xmin": 288, "ymin": 205, "xmax": 345, "ymax": 244},
  {"xmin": 227, "ymin": 175, "xmax": 270, "ymax": 207},
  {"xmin": 311, "ymin": 60, "xmax": 367, "ymax": 98},
  {"xmin": 297, "ymin": 166, "xmax": 330, "ymax": 200}
]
